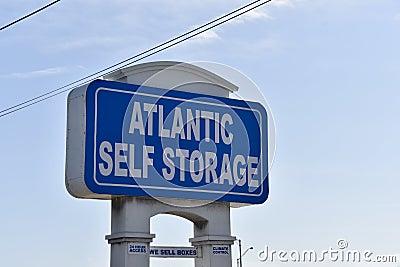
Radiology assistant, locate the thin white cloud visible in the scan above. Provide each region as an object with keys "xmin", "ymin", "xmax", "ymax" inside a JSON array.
[
  {"xmin": 191, "ymin": 29, "xmax": 221, "ymax": 43},
  {"xmin": 245, "ymin": 9, "xmax": 271, "ymax": 19},
  {"xmin": 232, "ymin": 9, "xmax": 274, "ymax": 24},
  {"xmin": 4, "ymin": 67, "xmax": 67, "ymax": 79},
  {"xmin": 231, "ymin": 0, "xmax": 297, "ymax": 25},
  {"xmin": 230, "ymin": 0, "xmax": 297, "ymax": 24},
  {"xmin": 270, "ymin": 0, "xmax": 295, "ymax": 7}
]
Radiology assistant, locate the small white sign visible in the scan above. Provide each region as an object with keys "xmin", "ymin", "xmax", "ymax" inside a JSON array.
[
  {"xmin": 212, "ymin": 245, "xmax": 230, "ymax": 256},
  {"xmin": 128, "ymin": 243, "xmax": 147, "ymax": 255},
  {"xmin": 149, "ymin": 246, "xmax": 199, "ymax": 258}
]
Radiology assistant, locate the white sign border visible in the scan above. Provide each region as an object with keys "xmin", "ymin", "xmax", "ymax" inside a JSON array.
[{"xmin": 92, "ymin": 87, "xmax": 265, "ymax": 198}]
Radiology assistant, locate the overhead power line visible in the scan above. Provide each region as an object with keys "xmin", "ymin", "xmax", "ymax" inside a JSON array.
[
  {"xmin": 0, "ymin": 0, "xmax": 272, "ymax": 118},
  {"xmin": 0, "ymin": 0, "xmax": 61, "ymax": 31}
]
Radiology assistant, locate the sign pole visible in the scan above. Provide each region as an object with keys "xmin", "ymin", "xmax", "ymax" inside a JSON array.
[
  {"xmin": 106, "ymin": 197, "xmax": 155, "ymax": 267},
  {"xmin": 239, "ymin": 239, "xmax": 243, "ymax": 267}
]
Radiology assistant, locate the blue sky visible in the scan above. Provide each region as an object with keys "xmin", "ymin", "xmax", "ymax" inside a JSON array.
[{"xmin": 1, "ymin": 0, "xmax": 400, "ymax": 266}]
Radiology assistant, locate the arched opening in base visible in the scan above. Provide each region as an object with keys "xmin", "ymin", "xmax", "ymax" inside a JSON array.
[{"xmin": 150, "ymin": 214, "xmax": 195, "ymax": 267}]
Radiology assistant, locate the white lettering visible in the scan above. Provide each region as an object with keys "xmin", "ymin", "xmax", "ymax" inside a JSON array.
[
  {"xmin": 201, "ymin": 111, "xmax": 213, "ymax": 142},
  {"xmin": 214, "ymin": 112, "xmax": 220, "ymax": 143},
  {"xmin": 233, "ymin": 154, "xmax": 246, "ymax": 186},
  {"xmin": 158, "ymin": 105, "xmax": 170, "ymax": 138},
  {"xmin": 221, "ymin": 113, "xmax": 233, "ymax": 144},
  {"xmin": 142, "ymin": 146, "xmax": 154, "ymax": 178},
  {"xmin": 171, "ymin": 107, "xmax": 185, "ymax": 139},
  {"xmin": 129, "ymin": 102, "xmax": 145, "ymax": 135},
  {"xmin": 205, "ymin": 152, "xmax": 218, "ymax": 184},
  {"xmin": 162, "ymin": 147, "xmax": 175, "ymax": 180},
  {"xmin": 219, "ymin": 153, "xmax": 233, "ymax": 185},
  {"xmin": 186, "ymin": 109, "xmax": 200, "ymax": 141},
  {"xmin": 99, "ymin": 141, "xmax": 113, "ymax": 176},
  {"xmin": 128, "ymin": 144, "xmax": 141, "ymax": 177},
  {"xmin": 190, "ymin": 150, "xmax": 204, "ymax": 183},
  {"xmin": 248, "ymin": 156, "xmax": 259, "ymax": 187},
  {"xmin": 143, "ymin": 103, "xmax": 157, "ymax": 136},
  {"xmin": 115, "ymin": 143, "xmax": 128, "ymax": 177},
  {"xmin": 176, "ymin": 149, "xmax": 189, "ymax": 181}
]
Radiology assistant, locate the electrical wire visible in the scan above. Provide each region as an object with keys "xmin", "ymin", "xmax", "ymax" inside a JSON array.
[
  {"xmin": 0, "ymin": 0, "xmax": 61, "ymax": 31},
  {"xmin": 0, "ymin": 0, "xmax": 267, "ymax": 116},
  {"xmin": 0, "ymin": 0, "xmax": 272, "ymax": 118}
]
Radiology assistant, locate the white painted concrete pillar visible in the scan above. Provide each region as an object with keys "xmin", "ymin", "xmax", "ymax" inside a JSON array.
[
  {"xmin": 191, "ymin": 202, "xmax": 235, "ymax": 267},
  {"xmin": 191, "ymin": 236, "xmax": 236, "ymax": 267},
  {"xmin": 106, "ymin": 197, "xmax": 155, "ymax": 267}
]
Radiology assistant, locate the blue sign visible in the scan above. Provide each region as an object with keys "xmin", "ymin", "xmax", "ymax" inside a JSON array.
[{"xmin": 77, "ymin": 79, "xmax": 268, "ymax": 204}]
